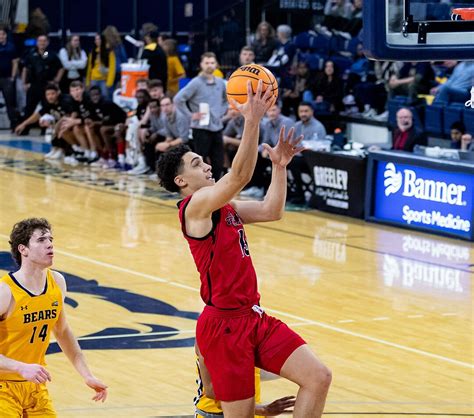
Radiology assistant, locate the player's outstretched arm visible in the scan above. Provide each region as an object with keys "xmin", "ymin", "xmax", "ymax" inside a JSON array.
[
  {"xmin": 231, "ymin": 126, "xmax": 304, "ymax": 224},
  {"xmin": 188, "ymin": 80, "xmax": 274, "ymax": 220},
  {"xmin": 51, "ymin": 271, "xmax": 108, "ymax": 402}
]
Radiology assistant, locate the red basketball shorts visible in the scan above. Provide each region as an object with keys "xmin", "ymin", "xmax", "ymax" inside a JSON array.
[{"xmin": 196, "ymin": 304, "xmax": 306, "ymax": 402}]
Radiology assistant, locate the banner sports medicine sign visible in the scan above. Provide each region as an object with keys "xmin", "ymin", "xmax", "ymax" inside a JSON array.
[{"xmin": 371, "ymin": 160, "xmax": 474, "ymax": 240}]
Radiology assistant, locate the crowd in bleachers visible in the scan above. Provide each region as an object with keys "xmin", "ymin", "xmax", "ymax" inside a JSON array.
[{"xmin": 0, "ymin": 0, "xmax": 473, "ymax": 204}]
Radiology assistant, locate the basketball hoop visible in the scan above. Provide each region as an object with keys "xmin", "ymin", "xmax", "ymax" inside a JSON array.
[{"xmin": 451, "ymin": 8, "xmax": 474, "ymax": 21}]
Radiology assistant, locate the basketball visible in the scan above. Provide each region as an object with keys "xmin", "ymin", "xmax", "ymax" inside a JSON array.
[{"xmin": 226, "ymin": 64, "xmax": 278, "ymax": 108}]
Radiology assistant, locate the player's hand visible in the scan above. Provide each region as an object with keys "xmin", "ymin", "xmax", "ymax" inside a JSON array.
[
  {"xmin": 262, "ymin": 126, "xmax": 304, "ymax": 168},
  {"xmin": 258, "ymin": 395, "xmax": 296, "ymax": 416},
  {"xmin": 229, "ymin": 80, "xmax": 275, "ymax": 123},
  {"xmin": 84, "ymin": 375, "xmax": 108, "ymax": 402},
  {"xmin": 14, "ymin": 123, "xmax": 25, "ymax": 135},
  {"xmin": 18, "ymin": 363, "xmax": 52, "ymax": 383}
]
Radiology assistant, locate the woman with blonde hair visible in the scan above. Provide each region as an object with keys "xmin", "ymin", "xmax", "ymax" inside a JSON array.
[
  {"xmin": 102, "ymin": 25, "xmax": 127, "ymax": 87},
  {"xmin": 251, "ymin": 21, "xmax": 278, "ymax": 64},
  {"xmin": 161, "ymin": 38, "xmax": 186, "ymax": 96}
]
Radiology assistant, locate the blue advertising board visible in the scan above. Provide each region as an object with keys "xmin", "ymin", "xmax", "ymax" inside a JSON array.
[{"xmin": 366, "ymin": 152, "xmax": 474, "ymax": 241}]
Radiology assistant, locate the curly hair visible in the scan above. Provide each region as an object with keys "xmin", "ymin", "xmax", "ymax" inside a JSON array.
[
  {"xmin": 156, "ymin": 144, "xmax": 191, "ymax": 193},
  {"xmin": 9, "ymin": 218, "xmax": 51, "ymax": 267}
]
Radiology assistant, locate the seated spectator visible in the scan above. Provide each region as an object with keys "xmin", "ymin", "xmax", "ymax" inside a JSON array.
[
  {"xmin": 461, "ymin": 133, "xmax": 473, "ymax": 152},
  {"xmin": 158, "ymin": 95, "xmax": 190, "ymax": 151},
  {"xmin": 85, "ymin": 86, "xmax": 127, "ymax": 167},
  {"xmin": 130, "ymin": 98, "xmax": 166, "ymax": 175},
  {"xmin": 281, "ymin": 61, "xmax": 313, "ymax": 117},
  {"xmin": 391, "ymin": 107, "xmax": 427, "ymax": 152},
  {"xmin": 136, "ymin": 78, "xmax": 150, "ymax": 92},
  {"xmin": 388, "ymin": 62, "xmax": 434, "ymax": 102},
  {"xmin": 287, "ymin": 102, "xmax": 327, "ymax": 205},
  {"xmin": 222, "ymin": 108, "xmax": 244, "ymax": 169},
  {"xmin": 113, "ymin": 88, "xmax": 151, "ymax": 170},
  {"xmin": 59, "ymin": 35, "xmax": 87, "ymax": 93},
  {"xmin": 433, "ymin": 61, "xmax": 474, "ymax": 104},
  {"xmin": 310, "ymin": 60, "xmax": 343, "ymax": 113},
  {"xmin": 241, "ymin": 104, "xmax": 294, "ymax": 199},
  {"xmin": 15, "ymin": 83, "xmax": 74, "ymax": 160},
  {"xmin": 267, "ymin": 25, "xmax": 296, "ymax": 80},
  {"xmin": 162, "ymin": 38, "xmax": 185, "ymax": 96},
  {"xmin": 57, "ymin": 80, "xmax": 96, "ymax": 164},
  {"xmin": 251, "ymin": 21, "xmax": 278, "ymax": 65},
  {"xmin": 450, "ymin": 121, "xmax": 465, "ymax": 149},
  {"xmin": 86, "ymin": 34, "xmax": 116, "ymax": 99},
  {"xmin": 239, "ymin": 46, "xmax": 256, "ymax": 66}
]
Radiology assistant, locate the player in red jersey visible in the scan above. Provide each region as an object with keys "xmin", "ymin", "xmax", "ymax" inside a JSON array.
[{"xmin": 157, "ymin": 81, "xmax": 331, "ymax": 418}]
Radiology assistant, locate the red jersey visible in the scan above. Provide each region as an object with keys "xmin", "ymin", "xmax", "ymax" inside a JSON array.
[{"xmin": 178, "ymin": 195, "xmax": 260, "ymax": 309}]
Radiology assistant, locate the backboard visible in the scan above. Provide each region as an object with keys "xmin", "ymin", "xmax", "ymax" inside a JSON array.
[{"xmin": 363, "ymin": 0, "xmax": 474, "ymax": 61}]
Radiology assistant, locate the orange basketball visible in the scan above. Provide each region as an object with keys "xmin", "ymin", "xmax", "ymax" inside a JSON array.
[{"xmin": 226, "ymin": 64, "xmax": 278, "ymax": 108}]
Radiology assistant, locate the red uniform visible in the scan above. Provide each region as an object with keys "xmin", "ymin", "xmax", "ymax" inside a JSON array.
[{"xmin": 178, "ymin": 195, "xmax": 305, "ymax": 401}]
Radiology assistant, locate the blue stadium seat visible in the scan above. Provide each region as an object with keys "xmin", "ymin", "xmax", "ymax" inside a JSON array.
[
  {"xmin": 298, "ymin": 52, "xmax": 325, "ymax": 71},
  {"xmin": 330, "ymin": 55, "xmax": 352, "ymax": 74},
  {"xmin": 424, "ymin": 102, "xmax": 445, "ymax": 136},
  {"xmin": 443, "ymin": 103, "xmax": 465, "ymax": 136},
  {"xmin": 294, "ymin": 32, "xmax": 318, "ymax": 52},
  {"xmin": 329, "ymin": 34, "xmax": 349, "ymax": 54},
  {"xmin": 312, "ymin": 34, "xmax": 331, "ymax": 54},
  {"xmin": 463, "ymin": 107, "xmax": 474, "ymax": 135}
]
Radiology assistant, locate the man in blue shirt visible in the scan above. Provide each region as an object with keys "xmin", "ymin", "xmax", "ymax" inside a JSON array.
[{"xmin": 0, "ymin": 25, "xmax": 19, "ymax": 130}]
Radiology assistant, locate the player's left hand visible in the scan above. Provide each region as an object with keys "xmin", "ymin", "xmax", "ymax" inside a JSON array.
[
  {"xmin": 85, "ymin": 375, "xmax": 108, "ymax": 402},
  {"xmin": 262, "ymin": 126, "xmax": 304, "ymax": 168},
  {"xmin": 259, "ymin": 395, "xmax": 296, "ymax": 416}
]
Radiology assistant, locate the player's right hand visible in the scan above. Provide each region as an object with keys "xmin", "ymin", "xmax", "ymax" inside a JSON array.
[
  {"xmin": 230, "ymin": 80, "xmax": 275, "ymax": 123},
  {"xmin": 18, "ymin": 363, "xmax": 52, "ymax": 384}
]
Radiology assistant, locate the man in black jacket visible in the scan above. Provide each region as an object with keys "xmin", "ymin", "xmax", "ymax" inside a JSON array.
[{"xmin": 142, "ymin": 30, "xmax": 168, "ymax": 92}]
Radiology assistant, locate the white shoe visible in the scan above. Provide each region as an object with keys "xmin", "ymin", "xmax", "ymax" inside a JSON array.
[
  {"xmin": 90, "ymin": 157, "xmax": 107, "ymax": 167},
  {"xmin": 148, "ymin": 173, "xmax": 158, "ymax": 181},
  {"xmin": 49, "ymin": 148, "xmax": 64, "ymax": 160},
  {"xmin": 64, "ymin": 156, "xmax": 79, "ymax": 166},
  {"xmin": 129, "ymin": 164, "xmax": 151, "ymax": 175},
  {"xmin": 44, "ymin": 149, "xmax": 56, "ymax": 159}
]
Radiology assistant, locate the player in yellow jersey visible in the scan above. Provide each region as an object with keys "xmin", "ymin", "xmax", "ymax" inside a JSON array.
[
  {"xmin": 0, "ymin": 218, "xmax": 108, "ymax": 417},
  {"xmin": 194, "ymin": 347, "xmax": 295, "ymax": 417}
]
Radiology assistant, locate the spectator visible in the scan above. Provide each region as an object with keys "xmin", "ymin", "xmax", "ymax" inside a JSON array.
[
  {"xmin": 287, "ymin": 102, "xmax": 327, "ymax": 205},
  {"xmin": 311, "ymin": 60, "xmax": 343, "ymax": 113},
  {"xmin": 449, "ymin": 121, "xmax": 465, "ymax": 150},
  {"xmin": 391, "ymin": 107, "xmax": 427, "ymax": 152},
  {"xmin": 22, "ymin": 34, "xmax": 64, "ymax": 123},
  {"xmin": 59, "ymin": 35, "xmax": 87, "ymax": 92},
  {"xmin": 323, "ymin": 0, "xmax": 352, "ymax": 31},
  {"xmin": 388, "ymin": 62, "xmax": 434, "ymax": 102},
  {"xmin": 222, "ymin": 108, "xmax": 245, "ymax": 168},
  {"xmin": 281, "ymin": 61, "xmax": 313, "ymax": 117},
  {"xmin": 251, "ymin": 21, "xmax": 278, "ymax": 65},
  {"xmin": 267, "ymin": 25, "xmax": 296, "ymax": 80},
  {"xmin": 461, "ymin": 133, "xmax": 473, "ymax": 152},
  {"xmin": 174, "ymin": 52, "xmax": 228, "ymax": 180},
  {"xmin": 294, "ymin": 102, "xmax": 327, "ymax": 142},
  {"xmin": 86, "ymin": 34, "xmax": 116, "ymax": 99},
  {"xmin": 159, "ymin": 95, "xmax": 190, "ymax": 151},
  {"xmin": 240, "ymin": 103, "xmax": 294, "ymax": 198},
  {"xmin": 85, "ymin": 86, "xmax": 127, "ymax": 167},
  {"xmin": 433, "ymin": 61, "xmax": 474, "ymax": 104},
  {"xmin": 161, "ymin": 38, "xmax": 185, "ymax": 96},
  {"xmin": 0, "ymin": 25, "xmax": 20, "ymax": 130},
  {"xmin": 239, "ymin": 46, "xmax": 255, "ymax": 66},
  {"xmin": 142, "ymin": 30, "xmax": 168, "ymax": 92},
  {"xmin": 102, "ymin": 25, "xmax": 127, "ymax": 88}
]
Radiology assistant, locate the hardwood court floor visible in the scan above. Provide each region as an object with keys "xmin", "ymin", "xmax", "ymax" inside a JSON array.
[{"xmin": 0, "ymin": 138, "xmax": 472, "ymax": 417}]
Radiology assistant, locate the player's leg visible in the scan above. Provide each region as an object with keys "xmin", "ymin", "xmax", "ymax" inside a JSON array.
[
  {"xmin": 221, "ymin": 397, "xmax": 255, "ymax": 418},
  {"xmin": 0, "ymin": 381, "xmax": 24, "ymax": 417},
  {"xmin": 23, "ymin": 382, "xmax": 57, "ymax": 417},
  {"xmin": 279, "ymin": 344, "xmax": 331, "ymax": 418},
  {"xmin": 257, "ymin": 315, "xmax": 331, "ymax": 418}
]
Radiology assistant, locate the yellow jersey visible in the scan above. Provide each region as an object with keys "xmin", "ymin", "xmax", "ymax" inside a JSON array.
[
  {"xmin": 0, "ymin": 270, "xmax": 63, "ymax": 381},
  {"xmin": 194, "ymin": 358, "xmax": 262, "ymax": 418}
]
